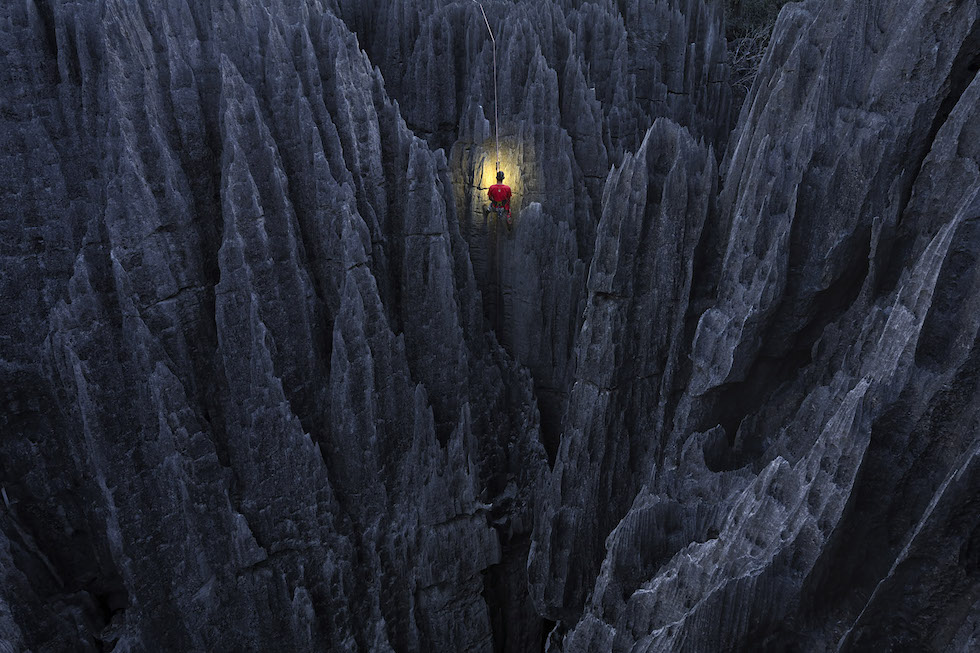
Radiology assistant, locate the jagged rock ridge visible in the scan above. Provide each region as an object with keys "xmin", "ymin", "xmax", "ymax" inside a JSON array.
[
  {"xmin": 1, "ymin": 1, "xmax": 543, "ymax": 650},
  {"xmin": 1, "ymin": 0, "xmax": 979, "ymax": 652}
]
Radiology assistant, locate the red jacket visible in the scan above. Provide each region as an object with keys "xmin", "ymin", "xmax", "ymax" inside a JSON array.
[{"xmin": 488, "ymin": 184, "xmax": 512, "ymax": 212}]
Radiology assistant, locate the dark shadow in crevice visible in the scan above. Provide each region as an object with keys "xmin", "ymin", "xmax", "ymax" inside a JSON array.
[
  {"xmin": 481, "ymin": 530, "xmax": 547, "ymax": 653},
  {"xmin": 699, "ymin": 230, "xmax": 871, "ymax": 472},
  {"xmin": 875, "ymin": 20, "xmax": 980, "ymax": 298}
]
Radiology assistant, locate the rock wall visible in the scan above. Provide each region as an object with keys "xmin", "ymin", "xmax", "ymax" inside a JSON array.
[
  {"xmin": 2, "ymin": 0, "xmax": 980, "ymax": 651},
  {"xmin": 0, "ymin": 1, "xmax": 543, "ymax": 650},
  {"xmin": 338, "ymin": 0, "xmax": 731, "ymax": 453},
  {"xmin": 533, "ymin": 0, "xmax": 980, "ymax": 650}
]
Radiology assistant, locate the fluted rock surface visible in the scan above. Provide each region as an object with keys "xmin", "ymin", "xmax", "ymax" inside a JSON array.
[
  {"xmin": 3, "ymin": 0, "xmax": 980, "ymax": 651},
  {"xmin": 338, "ymin": 0, "xmax": 731, "ymax": 449},
  {"xmin": 530, "ymin": 0, "xmax": 980, "ymax": 651},
  {"xmin": 529, "ymin": 118, "xmax": 717, "ymax": 622},
  {"xmin": 1, "ymin": 1, "xmax": 544, "ymax": 650}
]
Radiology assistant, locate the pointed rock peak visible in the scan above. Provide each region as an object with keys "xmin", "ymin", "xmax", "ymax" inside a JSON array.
[
  {"xmin": 405, "ymin": 141, "xmax": 450, "ymax": 236},
  {"xmin": 340, "ymin": 205, "xmax": 372, "ymax": 271},
  {"xmin": 218, "ymin": 53, "xmax": 244, "ymax": 96},
  {"xmin": 448, "ymin": 402, "xmax": 478, "ymax": 476}
]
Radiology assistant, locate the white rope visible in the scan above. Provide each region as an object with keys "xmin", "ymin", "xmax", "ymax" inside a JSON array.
[{"xmin": 475, "ymin": 2, "xmax": 499, "ymax": 172}]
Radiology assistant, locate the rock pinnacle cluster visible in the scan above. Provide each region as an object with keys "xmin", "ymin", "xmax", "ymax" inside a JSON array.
[{"xmin": 2, "ymin": 0, "xmax": 979, "ymax": 651}]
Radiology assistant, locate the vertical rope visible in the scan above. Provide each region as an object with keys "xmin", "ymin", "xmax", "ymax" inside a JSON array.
[
  {"xmin": 475, "ymin": 3, "xmax": 503, "ymax": 333},
  {"xmin": 476, "ymin": 2, "xmax": 499, "ymax": 172}
]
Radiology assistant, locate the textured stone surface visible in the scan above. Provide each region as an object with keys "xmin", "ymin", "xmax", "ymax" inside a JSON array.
[
  {"xmin": 339, "ymin": 0, "xmax": 731, "ymax": 451},
  {"xmin": 0, "ymin": 1, "xmax": 543, "ymax": 650},
  {"xmin": 528, "ymin": 118, "xmax": 717, "ymax": 623},
  {"xmin": 3, "ymin": 0, "xmax": 980, "ymax": 651},
  {"xmin": 535, "ymin": 0, "xmax": 980, "ymax": 651}
]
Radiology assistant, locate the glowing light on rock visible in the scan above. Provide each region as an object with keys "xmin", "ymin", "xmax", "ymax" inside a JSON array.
[{"xmin": 476, "ymin": 144, "xmax": 518, "ymax": 191}]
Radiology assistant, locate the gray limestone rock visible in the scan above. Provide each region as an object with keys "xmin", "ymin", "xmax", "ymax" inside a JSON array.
[
  {"xmin": 528, "ymin": 117, "xmax": 717, "ymax": 623},
  {"xmin": 3, "ymin": 0, "xmax": 980, "ymax": 651},
  {"xmin": 1, "ymin": 0, "xmax": 543, "ymax": 650},
  {"xmin": 534, "ymin": 0, "xmax": 980, "ymax": 651}
]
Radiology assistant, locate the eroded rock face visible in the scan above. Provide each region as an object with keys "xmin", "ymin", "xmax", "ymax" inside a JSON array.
[
  {"xmin": 2, "ymin": 0, "xmax": 980, "ymax": 651},
  {"xmin": 0, "ymin": 1, "xmax": 542, "ymax": 650},
  {"xmin": 338, "ymin": 0, "xmax": 731, "ymax": 453},
  {"xmin": 528, "ymin": 118, "xmax": 717, "ymax": 624},
  {"xmin": 534, "ymin": 0, "xmax": 980, "ymax": 651}
]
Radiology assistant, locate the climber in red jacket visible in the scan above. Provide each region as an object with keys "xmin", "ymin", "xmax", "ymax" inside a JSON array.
[{"xmin": 488, "ymin": 170, "xmax": 513, "ymax": 229}]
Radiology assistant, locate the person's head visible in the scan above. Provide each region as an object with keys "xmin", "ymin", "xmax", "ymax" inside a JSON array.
[{"xmin": 496, "ymin": 171, "xmax": 505, "ymax": 183}]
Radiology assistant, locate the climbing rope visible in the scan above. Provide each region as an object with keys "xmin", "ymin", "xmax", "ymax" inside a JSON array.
[
  {"xmin": 474, "ymin": 1, "xmax": 500, "ymax": 172},
  {"xmin": 474, "ymin": 3, "xmax": 505, "ymax": 334}
]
